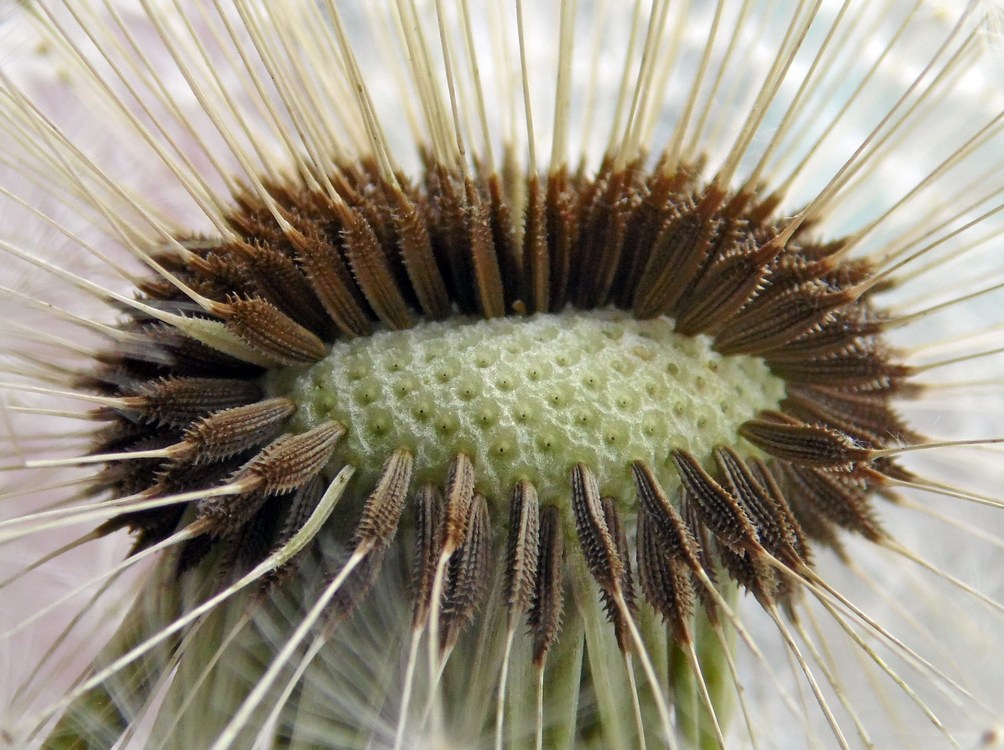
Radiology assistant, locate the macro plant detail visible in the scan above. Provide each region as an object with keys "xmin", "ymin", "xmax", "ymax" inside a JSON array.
[{"xmin": 0, "ymin": 1, "xmax": 1002, "ymax": 749}]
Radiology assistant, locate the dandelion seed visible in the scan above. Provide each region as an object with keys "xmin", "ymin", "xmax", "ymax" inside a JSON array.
[{"xmin": 1, "ymin": 1, "xmax": 1003, "ymax": 748}]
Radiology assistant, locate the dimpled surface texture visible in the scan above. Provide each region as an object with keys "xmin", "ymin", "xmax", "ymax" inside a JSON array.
[{"xmin": 270, "ymin": 309, "xmax": 786, "ymax": 505}]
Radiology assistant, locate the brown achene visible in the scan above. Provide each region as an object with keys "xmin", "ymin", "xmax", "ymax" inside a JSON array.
[{"xmin": 70, "ymin": 149, "xmax": 921, "ymax": 741}]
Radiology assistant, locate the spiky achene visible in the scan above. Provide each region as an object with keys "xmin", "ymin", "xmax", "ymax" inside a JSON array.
[{"xmin": 61, "ymin": 150, "xmax": 922, "ymax": 746}]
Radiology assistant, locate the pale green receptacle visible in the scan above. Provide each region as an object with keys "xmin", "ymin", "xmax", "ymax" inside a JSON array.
[{"xmin": 270, "ymin": 309, "xmax": 786, "ymax": 507}]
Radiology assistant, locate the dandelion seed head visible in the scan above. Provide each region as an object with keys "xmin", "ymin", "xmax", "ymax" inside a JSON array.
[{"xmin": 2, "ymin": 0, "xmax": 1004, "ymax": 748}]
